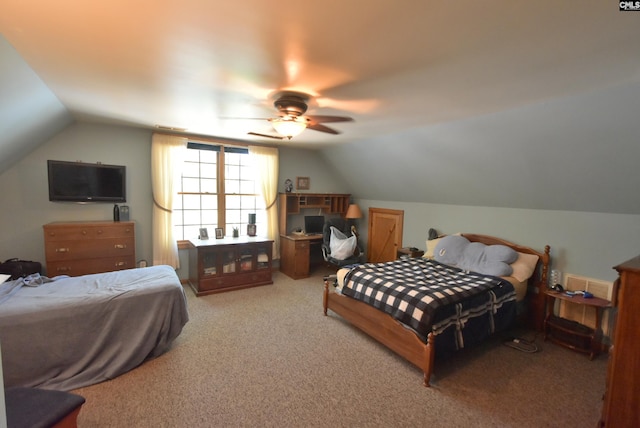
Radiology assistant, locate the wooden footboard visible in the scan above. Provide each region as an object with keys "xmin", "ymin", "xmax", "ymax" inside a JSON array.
[{"xmin": 323, "ymin": 279, "xmax": 436, "ymax": 386}]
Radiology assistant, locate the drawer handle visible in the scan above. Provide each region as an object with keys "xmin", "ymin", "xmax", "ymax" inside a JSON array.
[
  {"xmin": 55, "ymin": 248, "xmax": 70, "ymax": 253},
  {"xmin": 114, "ymin": 244, "xmax": 127, "ymax": 249},
  {"xmin": 115, "ymin": 261, "xmax": 126, "ymax": 267},
  {"xmin": 97, "ymin": 230, "xmax": 103, "ymax": 234},
  {"xmin": 56, "ymin": 267, "xmax": 71, "ymax": 272},
  {"xmin": 82, "ymin": 230, "xmax": 87, "ymax": 235}
]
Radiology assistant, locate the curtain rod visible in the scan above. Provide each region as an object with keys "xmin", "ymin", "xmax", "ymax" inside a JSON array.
[{"xmin": 153, "ymin": 131, "xmax": 277, "ymax": 149}]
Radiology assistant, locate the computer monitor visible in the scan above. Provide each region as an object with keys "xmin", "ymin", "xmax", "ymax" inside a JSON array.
[{"xmin": 304, "ymin": 215, "xmax": 325, "ymax": 234}]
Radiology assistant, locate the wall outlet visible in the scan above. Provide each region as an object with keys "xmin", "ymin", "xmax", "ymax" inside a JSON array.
[{"xmin": 550, "ymin": 269, "xmax": 562, "ymax": 285}]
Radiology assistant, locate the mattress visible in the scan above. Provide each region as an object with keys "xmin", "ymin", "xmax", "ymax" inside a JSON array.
[{"xmin": 0, "ymin": 265, "xmax": 189, "ymax": 390}]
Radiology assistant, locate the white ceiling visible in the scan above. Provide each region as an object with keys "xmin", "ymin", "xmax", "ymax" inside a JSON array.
[
  {"xmin": 2, "ymin": 0, "xmax": 639, "ymax": 147},
  {"xmin": 3, "ymin": 1, "xmax": 640, "ymax": 215}
]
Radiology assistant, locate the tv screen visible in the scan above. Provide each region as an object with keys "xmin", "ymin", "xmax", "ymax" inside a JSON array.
[
  {"xmin": 304, "ymin": 215, "xmax": 325, "ymax": 234},
  {"xmin": 47, "ymin": 160, "xmax": 126, "ymax": 202}
]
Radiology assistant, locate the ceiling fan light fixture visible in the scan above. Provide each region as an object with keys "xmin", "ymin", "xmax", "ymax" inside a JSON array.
[{"xmin": 271, "ymin": 117, "xmax": 307, "ymax": 138}]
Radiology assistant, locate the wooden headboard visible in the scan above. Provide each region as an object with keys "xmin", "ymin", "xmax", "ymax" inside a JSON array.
[{"xmin": 462, "ymin": 233, "xmax": 551, "ymax": 331}]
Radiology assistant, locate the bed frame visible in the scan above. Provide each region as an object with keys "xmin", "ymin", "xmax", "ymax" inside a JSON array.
[{"xmin": 323, "ymin": 233, "xmax": 551, "ymax": 386}]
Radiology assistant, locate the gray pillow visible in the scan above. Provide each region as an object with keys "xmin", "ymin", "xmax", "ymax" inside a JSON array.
[{"xmin": 434, "ymin": 235, "xmax": 517, "ymax": 277}]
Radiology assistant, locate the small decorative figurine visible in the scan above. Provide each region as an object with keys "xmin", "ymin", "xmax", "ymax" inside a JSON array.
[{"xmin": 285, "ymin": 178, "xmax": 293, "ymax": 193}]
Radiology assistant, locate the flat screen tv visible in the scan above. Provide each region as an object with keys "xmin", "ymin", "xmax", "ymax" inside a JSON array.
[{"xmin": 47, "ymin": 160, "xmax": 126, "ymax": 202}]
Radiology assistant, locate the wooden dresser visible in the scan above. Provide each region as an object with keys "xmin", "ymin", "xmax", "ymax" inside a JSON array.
[
  {"xmin": 43, "ymin": 221, "xmax": 136, "ymax": 276},
  {"xmin": 600, "ymin": 255, "xmax": 640, "ymax": 427}
]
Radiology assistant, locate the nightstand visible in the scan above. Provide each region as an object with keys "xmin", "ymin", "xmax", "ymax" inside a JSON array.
[
  {"xmin": 397, "ymin": 247, "xmax": 425, "ymax": 259},
  {"xmin": 543, "ymin": 290, "xmax": 611, "ymax": 359}
]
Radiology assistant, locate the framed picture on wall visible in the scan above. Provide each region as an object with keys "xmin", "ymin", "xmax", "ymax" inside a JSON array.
[{"xmin": 296, "ymin": 176, "xmax": 310, "ymax": 190}]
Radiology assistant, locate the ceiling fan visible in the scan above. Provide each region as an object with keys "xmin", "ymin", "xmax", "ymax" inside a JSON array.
[{"xmin": 246, "ymin": 91, "xmax": 354, "ymax": 140}]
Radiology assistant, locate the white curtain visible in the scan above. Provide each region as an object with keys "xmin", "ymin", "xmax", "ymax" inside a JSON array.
[
  {"xmin": 248, "ymin": 145, "xmax": 280, "ymax": 258},
  {"xmin": 151, "ymin": 133, "xmax": 187, "ymax": 268}
]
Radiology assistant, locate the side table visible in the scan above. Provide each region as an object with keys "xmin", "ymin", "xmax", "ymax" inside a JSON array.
[
  {"xmin": 543, "ymin": 289, "xmax": 611, "ymax": 359},
  {"xmin": 397, "ymin": 247, "xmax": 425, "ymax": 259}
]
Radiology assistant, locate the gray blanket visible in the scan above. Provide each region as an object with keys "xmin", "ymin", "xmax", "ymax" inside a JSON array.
[{"xmin": 0, "ymin": 265, "xmax": 189, "ymax": 391}]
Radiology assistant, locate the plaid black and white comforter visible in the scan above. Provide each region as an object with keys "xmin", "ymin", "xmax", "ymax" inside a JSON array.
[{"xmin": 342, "ymin": 258, "xmax": 516, "ymax": 344}]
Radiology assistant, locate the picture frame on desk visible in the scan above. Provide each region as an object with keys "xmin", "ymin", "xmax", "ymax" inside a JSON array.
[
  {"xmin": 198, "ymin": 228, "xmax": 209, "ymax": 240},
  {"xmin": 215, "ymin": 228, "xmax": 224, "ymax": 239}
]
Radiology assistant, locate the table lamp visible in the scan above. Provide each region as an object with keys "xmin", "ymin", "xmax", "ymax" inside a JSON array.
[{"xmin": 345, "ymin": 204, "xmax": 363, "ymax": 236}]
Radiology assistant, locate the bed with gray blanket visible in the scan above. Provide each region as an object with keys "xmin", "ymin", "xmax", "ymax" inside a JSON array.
[{"xmin": 0, "ymin": 265, "xmax": 188, "ymax": 391}]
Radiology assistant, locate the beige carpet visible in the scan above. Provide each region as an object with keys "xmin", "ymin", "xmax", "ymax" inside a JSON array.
[{"xmin": 74, "ymin": 268, "xmax": 608, "ymax": 427}]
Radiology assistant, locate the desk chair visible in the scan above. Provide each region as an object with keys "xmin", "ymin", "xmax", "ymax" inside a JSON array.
[{"xmin": 321, "ymin": 218, "xmax": 364, "ymax": 268}]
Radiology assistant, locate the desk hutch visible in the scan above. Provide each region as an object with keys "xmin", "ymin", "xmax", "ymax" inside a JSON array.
[{"xmin": 279, "ymin": 193, "xmax": 350, "ymax": 279}]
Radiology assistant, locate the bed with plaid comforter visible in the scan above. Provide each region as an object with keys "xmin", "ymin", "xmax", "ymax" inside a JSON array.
[{"xmin": 342, "ymin": 257, "xmax": 517, "ymax": 354}]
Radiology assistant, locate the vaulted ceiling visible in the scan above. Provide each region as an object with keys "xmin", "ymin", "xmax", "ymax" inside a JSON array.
[{"xmin": 1, "ymin": 1, "xmax": 640, "ymax": 214}]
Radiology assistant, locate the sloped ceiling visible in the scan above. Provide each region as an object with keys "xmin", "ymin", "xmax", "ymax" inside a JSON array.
[
  {"xmin": 0, "ymin": 1, "xmax": 639, "ymax": 214},
  {"xmin": 0, "ymin": 36, "xmax": 73, "ymax": 174}
]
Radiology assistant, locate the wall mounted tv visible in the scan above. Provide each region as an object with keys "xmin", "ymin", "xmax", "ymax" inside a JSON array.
[{"xmin": 47, "ymin": 160, "xmax": 126, "ymax": 202}]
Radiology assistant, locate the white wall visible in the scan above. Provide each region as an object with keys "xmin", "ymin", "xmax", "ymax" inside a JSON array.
[
  {"xmin": 0, "ymin": 122, "xmax": 153, "ymax": 272},
  {"xmin": 0, "ymin": 121, "xmax": 345, "ymax": 280},
  {"xmin": 1, "ymin": 120, "xmax": 636, "ymax": 283},
  {"xmin": 355, "ymin": 199, "xmax": 640, "ymax": 282}
]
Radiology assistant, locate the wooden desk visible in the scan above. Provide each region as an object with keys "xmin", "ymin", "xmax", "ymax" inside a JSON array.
[{"xmin": 280, "ymin": 234, "xmax": 323, "ymax": 279}]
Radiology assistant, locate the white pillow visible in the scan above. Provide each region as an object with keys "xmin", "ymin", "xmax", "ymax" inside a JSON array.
[
  {"xmin": 329, "ymin": 226, "xmax": 357, "ymax": 260},
  {"xmin": 510, "ymin": 252, "xmax": 540, "ymax": 282},
  {"xmin": 424, "ymin": 237, "xmax": 443, "ymax": 259}
]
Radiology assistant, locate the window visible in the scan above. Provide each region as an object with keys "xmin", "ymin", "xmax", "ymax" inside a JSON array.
[{"xmin": 173, "ymin": 143, "xmax": 265, "ymax": 241}]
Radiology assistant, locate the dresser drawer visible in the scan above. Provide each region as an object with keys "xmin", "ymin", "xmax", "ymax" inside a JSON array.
[
  {"xmin": 43, "ymin": 221, "xmax": 137, "ymax": 277},
  {"xmin": 45, "ymin": 237, "xmax": 135, "ymax": 261},
  {"xmin": 43, "ymin": 222, "xmax": 134, "ymax": 241},
  {"xmin": 46, "ymin": 256, "xmax": 135, "ymax": 276}
]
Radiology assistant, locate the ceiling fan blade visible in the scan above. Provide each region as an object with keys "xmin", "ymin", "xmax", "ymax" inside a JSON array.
[
  {"xmin": 248, "ymin": 132, "xmax": 286, "ymax": 140},
  {"xmin": 307, "ymin": 123, "xmax": 340, "ymax": 135},
  {"xmin": 306, "ymin": 115, "xmax": 354, "ymax": 124},
  {"xmin": 220, "ymin": 117, "xmax": 271, "ymax": 121}
]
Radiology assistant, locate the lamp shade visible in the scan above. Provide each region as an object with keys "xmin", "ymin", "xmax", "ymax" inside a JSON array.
[
  {"xmin": 271, "ymin": 117, "xmax": 307, "ymax": 138},
  {"xmin": 345, "ymin": 204, "xmax": 363, "ymax": 219}
]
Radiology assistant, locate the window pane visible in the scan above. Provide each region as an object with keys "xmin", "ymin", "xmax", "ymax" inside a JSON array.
[
  {"xmin": 183, "ymin": 194, "xmax": 201, "ymax": 210},
  {"xmin": 182, "ymin": 161, "xmax": 200, "ymax": 177},
  {"xmin": 226, "ymin": 195, "xmax": 241, "ymax": 209},
  {"xmin": 225, "ymin": 180, "xmax": 240, "ymax": 194},
  {"xmin": 183, "ymin": 225, "xmax": 201, "ymax": 240},
  {"xmin": 183, "ymin": 150, "xmax": 200, "ymax": 162},
  {"xmin": 240, "ymin": 180, "xmax": 255, "ymax": 194},
  {"xmin": 226, "ymin": 164, "xmax": 240, "ymax": 180},
  {"xmin": 226, "ymin": 209, "xmax": 241, "ymax": 224},
  {"xmin": 182, "ymin": 178, "xmax": 200, "ymax": 193},
  {"xmin": 200, "ymin": 178, "xmax": 216, "ymax": 194},
  {"xmin": 183, "ymin": 210, "xmax": 201, "ymax": 225},
  {"xmin": 201, "ymin": 194, "xmax": 217, "ymax": 209},
  {"xmin": 201, "ymin": 210, "xmax": 217, "ymax": 225},
  {"xmin": 200, "ymin": 164, "xmax": 216, "ymax": 179},
  {"xmin": 200, "ymin": 150, "xmax": 217, "ymax": 163}
]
